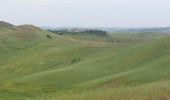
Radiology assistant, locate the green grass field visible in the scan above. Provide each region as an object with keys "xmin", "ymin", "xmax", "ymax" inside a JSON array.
[{"xmin": 0, "ymin": 21, "xmax": 170, "ymax": 100}]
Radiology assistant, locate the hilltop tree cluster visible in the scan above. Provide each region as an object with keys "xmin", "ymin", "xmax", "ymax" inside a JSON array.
[{"xmin": 48, "ymin": 29, "xmax": 108, "ymax": 36}]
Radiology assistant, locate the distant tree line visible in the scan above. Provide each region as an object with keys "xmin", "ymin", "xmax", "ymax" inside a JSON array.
[
  {"xmin": 48, "ymin": 29, "xmax": 108, "ymax": 36},
  {"xmin": 83, "ymin": 30, "xmax": 108, "ymax": 36}
]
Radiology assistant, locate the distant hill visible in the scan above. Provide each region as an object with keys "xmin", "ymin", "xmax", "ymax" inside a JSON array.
[
  {"xmin": 43, "ymin": 26, "xmax": 170, "ymax": 33},
  {"xmin": 101, "ymin": 27, "xmax": 170, "ymax": 33}
]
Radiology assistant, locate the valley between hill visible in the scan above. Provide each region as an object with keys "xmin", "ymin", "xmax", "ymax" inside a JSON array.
[{"xmin": 0, "ymin": 21, "xmax": 170, "ymax": 100}]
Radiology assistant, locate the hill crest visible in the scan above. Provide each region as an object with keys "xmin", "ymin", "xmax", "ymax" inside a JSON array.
[{"xmin": 0, "ymin": 21, "xmax": 14, "ymax": 28}]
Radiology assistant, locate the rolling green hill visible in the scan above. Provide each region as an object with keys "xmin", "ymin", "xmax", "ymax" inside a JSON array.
[
  {"xmin": 0, "ymin": 22, "xmax": 169, "ymax": 100},
  {"xmin": 0, "ymin": 21, "xmax": 14, "ymax": 32},
  {"xmin": 0, "ymin": 21, "xmax": 14, "ymax": 28}
]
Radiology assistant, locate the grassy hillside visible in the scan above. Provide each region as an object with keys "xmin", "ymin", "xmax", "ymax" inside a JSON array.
[
  {"xmin": 0, "ymin": 21, "xmax": 14, "ymax": 29},
  {"xmin": 0, "ymin": 21, "xmax": 14, "ymax": 32},
  {"xmin": 0, "ymin": 22, "xmax": 169, "ymax": 100}
]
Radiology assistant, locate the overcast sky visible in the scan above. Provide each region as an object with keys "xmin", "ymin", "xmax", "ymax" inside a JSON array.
[{"xmin": 0, "ymin": 0, "xmax": 170, "ymax": 27}]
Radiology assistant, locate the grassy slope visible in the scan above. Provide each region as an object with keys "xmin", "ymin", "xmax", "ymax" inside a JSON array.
[
  {"xmin": 0, "ymin": 24, "xmax": 170, "ymax": 100},
  {"xmin": 0, "ymin": 21, "xmax": 15, "ymax": 33}
]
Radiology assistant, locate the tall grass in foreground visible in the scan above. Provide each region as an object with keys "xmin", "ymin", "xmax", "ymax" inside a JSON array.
[{"xmin": 37, "ymin": 81, "xmax": 170, "ymax": 100}]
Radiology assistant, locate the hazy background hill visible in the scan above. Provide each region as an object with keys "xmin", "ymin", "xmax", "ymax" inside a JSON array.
[
  {"xmin": 100, "ymin": 27, "xmax": 170, "ymax": 33},
  {"xmin": 43, "ymin": 26, "xmax": 170, "ymax": 33}
]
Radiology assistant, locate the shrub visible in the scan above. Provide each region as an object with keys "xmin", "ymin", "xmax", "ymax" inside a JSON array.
[
  {"xmin": 46, "ymin": 35, "xmax": 52, "ymax": 39},
  {"xmin": 71, "ymin": 58, "xmax": 81, "ymax": 64}
]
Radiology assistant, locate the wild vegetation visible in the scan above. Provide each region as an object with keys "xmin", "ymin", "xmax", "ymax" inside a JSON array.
[{"xmin": 0, "ymin": 21, "xmax": 170, "ymax": 100}]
